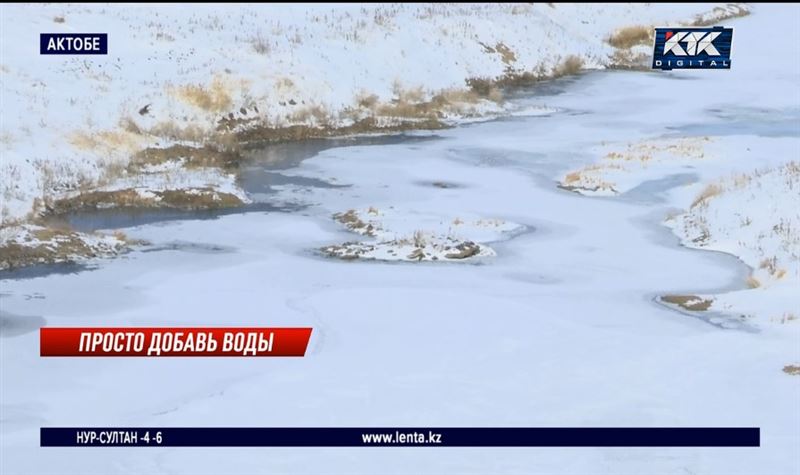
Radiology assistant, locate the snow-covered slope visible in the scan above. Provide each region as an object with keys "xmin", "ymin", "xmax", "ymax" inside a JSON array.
[
  {"xmin": 666, "ymin": 162, "xmax": 800, "ymax": 326},
  {"xmin": 1, "ymin": 3, "xmax": 744, "ymax": 226}
]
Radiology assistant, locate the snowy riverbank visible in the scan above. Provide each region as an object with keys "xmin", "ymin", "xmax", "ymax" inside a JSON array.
[{"xmin": 2, "ymin": 3, "xmax": 745, "ymax": 230}]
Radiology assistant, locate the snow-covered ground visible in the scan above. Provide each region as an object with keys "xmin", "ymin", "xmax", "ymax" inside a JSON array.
[
  {"xmin": 1, "ymin": 3, "xmax": 745, "ymax": 226},
  {"xmin": 2, "ymin": 3, "xmax": 800, "ymax": 475}
]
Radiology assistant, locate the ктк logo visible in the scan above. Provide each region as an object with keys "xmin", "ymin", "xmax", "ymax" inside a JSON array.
[{"xmin": 652, "ymin": 27, "xmax": 732, "ymax": 70}]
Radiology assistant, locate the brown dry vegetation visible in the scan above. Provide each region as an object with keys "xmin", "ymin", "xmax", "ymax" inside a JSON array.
[
  {"xmin": 467, "ymin": 55, "xmax": 584, "ymax": 95},
  {"xmin": 552, "ymin": 56, "xmax": 584, "ymax": 78},
  {"xmin": 155, "ymin": 189, "xmax": 243, "ymax": 209},
  {"xmin": 691, "ymin": 183, "xmax": 723, "ymax": 208},
  {"xmin": 745, "ymin": 275, "xmax": 761, "ymax": 289},
  {"xmin": 69, "ymin": 129, "xmax": 146, "ymax": 156},
  {"xmin": 146, "ymin": 120, "xmax": 211, "ymax": 143},
  {"xmin": 494, "ymin": 42, "xmax": 517, "ymax": 66},
  {"xmin": 333, "ymin": 209, "xmax": 377, "ymax": 236},
  {"xmin": 557, "ymin": 164, "xmax": 618, "ymax": 194},
  {"xmin": 343, "ymin": 84, "xmax": 501, "ymax": 125},
  {"xmin": 0, "ymin": 226, "xmax": 124, "ymax": 270},
  {"xmin": 607, "ymin": 49, "xmax": 651, "ymax": 71},
  {"xmin": 46, "ymin": 188, "xmax": 243, "ymax": 215},
  {"xmin": 607, "ymin": 26, "xmax": 653, "ymax": 49},
  {"xmin": 130, "ymin": 144, "xmax": 241, "ymax": 171},
  {"xmin": 235, "ymin": 117, "xmax": 446, "ymax": 146},
  {"xmin": 444, "ymin": 241, "xmax": 480, "ymax": 259},
  {"xmin": 782, "ymin": 365, "xmax": 800, "ymax": 376},
  {"xmin": 172, "ymin": 78, "xmax": 233, "ymax": 112},
  {"xmin": 661, "ymin": 294, "xmax": 714, "ymax": 311}
]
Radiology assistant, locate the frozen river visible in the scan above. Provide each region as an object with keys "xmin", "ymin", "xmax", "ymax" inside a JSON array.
[{"xmin": 2, "ymin": 6, "xmax": 799, "ymax": 474}]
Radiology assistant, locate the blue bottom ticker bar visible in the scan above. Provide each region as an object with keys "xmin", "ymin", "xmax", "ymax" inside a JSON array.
[{"xmin": 41, "ymin": 427, "xmax": 760, "ymax": 447}]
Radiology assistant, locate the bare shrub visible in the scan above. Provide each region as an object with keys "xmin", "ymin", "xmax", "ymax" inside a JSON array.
[{"xmin": 251, "ymin": 35, "xmax": 271, "ymax": 55}]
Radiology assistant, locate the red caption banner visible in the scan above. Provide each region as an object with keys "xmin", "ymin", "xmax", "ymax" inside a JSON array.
[{"xmin": 40, "ymin": 327, "xmax": 312, "ymax": 357}]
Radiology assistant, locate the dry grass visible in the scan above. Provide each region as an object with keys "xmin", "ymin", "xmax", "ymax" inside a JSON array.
[
  {"xmin": 563, "ymin": 172, "xmax": 581, "ymax": 184},
  {"xmin": 661, "ymin": 294, "xmax": 713, "ymax": 311},
  {"xmin": 552, "ymin": 55, "xmax": 584, "ymax": 77},
  {"xmin": 467, "ymin": 54, "xmax": 585, "ymax": 97},
  {"xmin": 147, "ymin": 120, "xmax": 210, "ymax": 142},
  {"xmin": 412, "ymin": 230, "xmax": 427, "ymax": 248},
  {"xmin": 444, "ymin": 241, "xmax": 480, "ymax": 259},
  {"xmin": 356, "ymin": 92, "xmax": 380, "ymax": 109},
  {"xmin": 494, "ymin": 43, "xmax": 517, "ymax": 66},
  {"xmin": 466, "ymin": 77, "xmax": 495, "ymax": 97},
  {"xmin": 46, "ymin": 188, "xmax": 243, "ymax": 215},
  {"xmin": 608, "ymin": 49, "xmax": 651, "ymax": 70},
  {"xmin": 235, "ymin": 117, "xmax": 446, "ymax": 145},
  {"xmin": 691, "ymin": 183, "xmax": 723, "ymax": 209},
  {"xmin": 172, "ymin": 78, "xmax": 233, "ymax": 113},
  {"xmin": 558, "ymin": 165, "xmax": 618, "ymax": 193},
  {"xmin": 289, "ymin": 105, "xmax": 333, "ymax": 126},
  {"xmin": 68, "ymin": 129, "xmax": 146, "ymax": 156},
  {"xmin": 782, "ymin": 365, "xmax": 800, "ymax": 376},
  {"xmin": 155, "ymin": 189, "xmax": 243, "ymax": 209},
  {"xmin": 48, "ymin": 189, "xmax": 153, "ymax": 213},
  {"xmin": 130, "ymin": 144, "xmax": 241, "ymax": 171},
  {"xmin": 745, "ymin": 276, "xmax": 761, "ymax": 289},
  {"xmin": 607, "ymin": 26, "xmax": 653, "ymax": 49},
  {"xmin": 0, "ymin": 226, "xmax": 124, "ymax": 270},
  {"xmin": 333, "ymin": 209, "xmax": 377, "ymax": 236}
]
